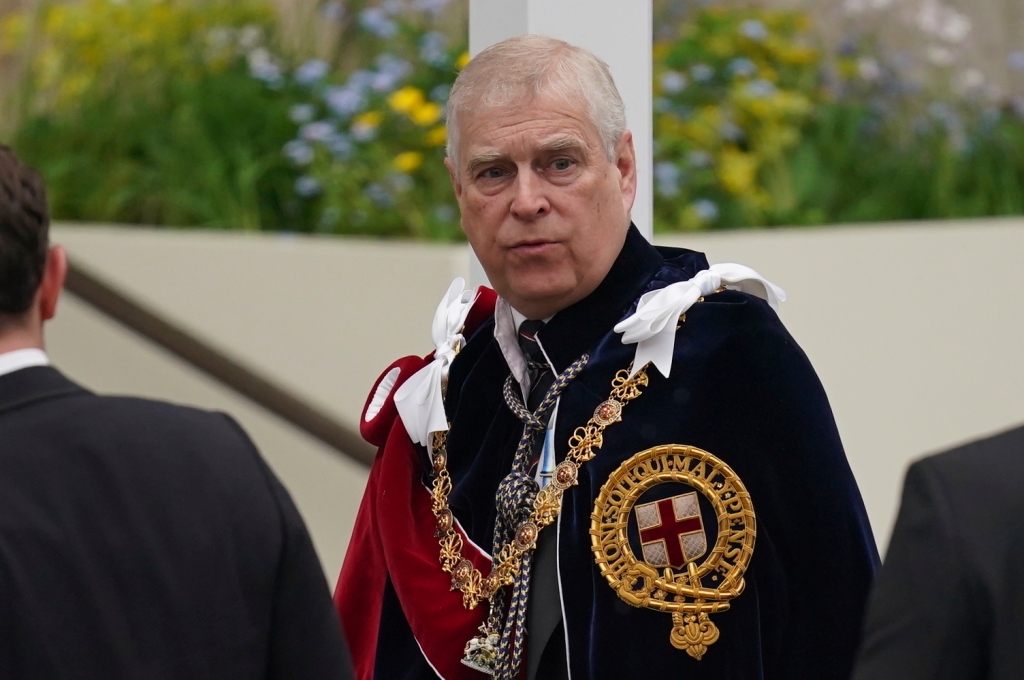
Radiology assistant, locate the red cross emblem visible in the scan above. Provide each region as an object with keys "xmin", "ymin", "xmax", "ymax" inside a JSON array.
[{"xmin": 635, "ymin": 492, "xmax": 707, "ymax": 569}]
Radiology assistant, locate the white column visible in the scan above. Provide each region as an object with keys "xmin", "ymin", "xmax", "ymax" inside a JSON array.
[{"xmin": 466, "ymin": 0, "xmax": 654, "ymax": 286}]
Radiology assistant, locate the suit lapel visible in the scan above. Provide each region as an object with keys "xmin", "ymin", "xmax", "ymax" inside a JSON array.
[{"xmin": 0, "ymin": 366, "xmax": 88, "ymax": 417}]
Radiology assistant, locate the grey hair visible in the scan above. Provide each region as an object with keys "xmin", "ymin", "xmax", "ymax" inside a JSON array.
[{"xmin": 445, "ymin": 35, "xmax": 627, "ymax": 164}]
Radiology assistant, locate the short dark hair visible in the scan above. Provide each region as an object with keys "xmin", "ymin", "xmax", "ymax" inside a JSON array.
[{"xmin": 0, "ymin": 144, "xmax": 50, "ymax": 317}]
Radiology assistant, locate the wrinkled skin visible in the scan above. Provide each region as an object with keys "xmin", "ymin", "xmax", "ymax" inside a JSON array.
[{"xmin": 446, "ymin": 94, "xmax": 637, "ymax": 320}]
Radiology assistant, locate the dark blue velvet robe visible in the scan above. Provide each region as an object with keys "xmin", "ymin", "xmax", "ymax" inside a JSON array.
[{"xmin": 368, "ymin": 226, "xmax": 878, "ymax": 679}]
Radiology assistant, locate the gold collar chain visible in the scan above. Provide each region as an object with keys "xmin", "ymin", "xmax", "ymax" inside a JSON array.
[{"xmin": 428, "ymin": 363, "xmax": 651, "ymax": 611}]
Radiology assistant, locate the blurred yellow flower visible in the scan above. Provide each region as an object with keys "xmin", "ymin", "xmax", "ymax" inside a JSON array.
[
  {"xmin": 777, "ymin": 45, "xmax": 818, "ymax": 66},
  {"xmin": 456, "ymin": 51, "xmax": 470, "ymax": 70},
  {"xmin": 389, "ymin": 86, "xmax": 425, "ymax": 115},
  {"xmin": 718, "ymin": 147, "xmax": 758, "ymax": 196},
  {"xmin": 393, "ymin": 151, "xmax": 424, "ymax": 173},
  {"xmin": 354, "ymin": 111, "xmax": 384, "ymax": 129},
  {"xmin": 0, "ymin": 14, "xmax": 27, "ymax": 53},
  {"xmin": 425, "ymin": 125, "xmax": 447, "ymax": 147},
  {"xmin": 411, "ymin": 101, "xmax": 443, "ymax": 126}
]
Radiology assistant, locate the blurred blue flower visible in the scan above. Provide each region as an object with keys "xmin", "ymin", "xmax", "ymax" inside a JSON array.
[
  {"xmin": 728, "ymin": 57, "xmax": 757, "ymax": 78},
  {"xmin": 377, "ymin": 54, "xmax": 413, "ymax": 78},
  {"xmin": 371, "ymin": 71, "xmax": 402, "ymax": 92},
  {"xmin": 654, "ymin": 161, "xmax": 683, "ymax": 197},
  {"xmin": 366, "ymin": 183, "xmax": 395, "ymax": 207},
  {"xmin": 743, "ymin": 79, "xmax": 777, "ymax": 98},
  {"xmin": 295, "ymin": 175, "xmax": 322, "ymax": 197},
  {"xmin": 327, "ymin": 133, "xmax": 354, "ymax": 160},
  {"xmin": 686, "ymin": 150, "xmax": 713, "ymax": 168},
  {"xmin": 433, "ymin": 204, "xmax": 457, "ymax": 222},
  {"xmin": 247, "ymin": 48, "xmax": 283, "ymax": 86},
  {"xmin": 295, "ymin": 59, "xmax": 329, "ymax": 86},
  {"xmin": 660, "ymin": 70, "xmax": 688, "ymax": 94},
  {"xmin": 382, "ymin": 0, "xmax": 405, "ymax": 15},
  {"xmin": 719, "ymin": 121, "xmax": 745, "ymax": 142},
  {"xmin": 283, "ymin": 140, "xmax": 315, "ymax": 166},
  {"xmin": 388, "ymin": 173, "xmax": 414, "ymax": 193},
  {"xmin": 347, "ymin": 70, "xmax": 376, "ymax": 91},
  {"xmin": 289, "ymin": 103, "xmax": 316, "ymax": 124},
  {"xmin": 1009, "ymin": 51, "xmax": 1024, "ymax": 72},
  {"xmin": 979, "ymin": 106, "xmax": 1001, "ymax": 128},
  {"xmin": 325, "ymin": 86, "xmax": 364, "ymax": 117},
  {"xmin": 300, "ymin": 121, "xmax": 336, "ymax": 142},
  {"xmin": 430, "ymin": 83, "xmax": 451, "ymax": 103},
  {"xmin": 690, "ymin": 63, "xmax": 714, "ymax": 82},
  {"xmin": 739, "ymin": 19, "xmax": 768, "ymax": 41},
  {"xmin": 238, "ymin": 26, "xmax": 264, "ymax": 51},
  {"xmin": 691, "ymin": 199, "xmax": 719, "ymax": 222},
  {"xmin": 420, "ymin": 31, "xmax": 449, "ymax": 66},
  {"xmin": 653, "ymin": 97, "xmax": 672, "ymax": 113},
  {"xmin": 370, "ymin": 55, "xmax": 412, "ymax": 92},
  {"xmin": 360, "ymin": 7, "xmax": 398, "ymax": 38},
  {"xmin": 927, "ymin": 101, "xmax": 955, "ymax": 124},
  {"xmin": 320, "ymin": 1, "xmax": 344, "ymax": 22},
  {"xmin": 837, "ymin": 37, "xmax": 858, "ymax": 57},
  {"xmin": 415, "ymin": 0, "xmax": 450, "ymax": 15},
  {"xmin": 350, "ymin": 119, "xmax": 379, "ymax": 142}
]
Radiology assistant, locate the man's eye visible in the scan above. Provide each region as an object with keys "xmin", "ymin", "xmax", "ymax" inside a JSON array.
[
  {"xmin": 551, "ymin": 158, "xmax": 574, "ymax": 171},
  {"xmin": 480, "ymin": 167, "xmax": 506, "ymax": 179}
]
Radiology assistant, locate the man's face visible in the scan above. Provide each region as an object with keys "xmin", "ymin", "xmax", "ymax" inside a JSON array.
[{"xmin": 446, "ymin": 94, "xmax": 637, "ymax": 320}]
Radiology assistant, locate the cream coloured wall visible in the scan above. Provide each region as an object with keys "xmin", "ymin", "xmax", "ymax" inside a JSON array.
[{"xmin": 49, "ymin": 218, "xmax": 1024, "ymax": 567}]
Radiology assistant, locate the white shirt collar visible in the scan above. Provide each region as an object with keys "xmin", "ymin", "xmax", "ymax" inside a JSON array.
[
  {"xmin": 494, "ymin": 298, "xmax": 529, "ymax": 391},
  {"xmin": 493, "ymin": 298, "xmax": 555, "ymax": 395},
  {"xmin": 0, "ymin": 348, "xmax": 50, "ymax": 378}
]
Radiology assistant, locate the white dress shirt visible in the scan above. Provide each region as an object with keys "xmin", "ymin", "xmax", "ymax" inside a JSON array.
[
  {"xmin": 0, "ymin": 348, "xmax": 49, "ymax": 378},
  {"xmin": 492, "ymin": 299, "xmax": 559, "ymax": 487}
]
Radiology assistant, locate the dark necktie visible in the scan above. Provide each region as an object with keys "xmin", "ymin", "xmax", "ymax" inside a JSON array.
[
  {"xmin": 517, "ymin": 319, "xmax": 555, "ymax": 412},
  {"xmin": 517, "ymin": 320, "xmax": 568, "ymax": 680}
]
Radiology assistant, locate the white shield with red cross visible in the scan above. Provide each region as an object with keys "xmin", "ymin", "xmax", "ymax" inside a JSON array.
[{"xmin": 634, "ymin": 492, "xmax": 707, "ymax": 569}]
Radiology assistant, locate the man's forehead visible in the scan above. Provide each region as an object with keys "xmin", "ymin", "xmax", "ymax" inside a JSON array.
[
  {"xmin": 465, "ymin": 131, "xmax": 590, "ymax": 157},
  {"xmin": 458, "ymin": 99, "xmax": 598, "ymax": 160}
]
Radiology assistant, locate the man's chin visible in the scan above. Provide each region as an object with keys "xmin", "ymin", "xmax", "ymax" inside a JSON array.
[{"xmin": 504, "ymin": 281, "xmax": 583, "ymax": 318}]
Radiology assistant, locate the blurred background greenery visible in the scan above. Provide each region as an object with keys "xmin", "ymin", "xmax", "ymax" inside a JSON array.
[{"xmin": 0, "ymin": 0, "xmax": 1022, "ymax": 236}]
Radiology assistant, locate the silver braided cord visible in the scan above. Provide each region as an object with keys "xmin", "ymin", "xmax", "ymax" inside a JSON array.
[{"xmin": 488, "ymin": 354, "xmax": 589, "ymax": 680}]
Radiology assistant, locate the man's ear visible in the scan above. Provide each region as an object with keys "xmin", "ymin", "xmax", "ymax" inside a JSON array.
[
  {"xmin": 38, "ymin": 245, "xmax": 67, "ymax": 322},
  {"xmin": 445, "ymin": 157, "xmax": 463, "ymax": 200},
  {"xmin": 614, "ymin": 130, "xmax": 638, "ymax": 216}
]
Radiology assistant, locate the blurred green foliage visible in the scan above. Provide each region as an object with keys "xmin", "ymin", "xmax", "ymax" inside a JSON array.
[
  {"xmin": 1, "ymin": 0, "xmax": 1022, "ymax": 235},
  {"xmin": 2, "ymin": 0, "xmax": 315, "ymax": 230},
  {"xmin": 652, "ymin": 6, "xmax": 1024, "ymax": 230}
]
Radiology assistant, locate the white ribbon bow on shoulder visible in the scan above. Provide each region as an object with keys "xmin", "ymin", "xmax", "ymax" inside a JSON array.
[
  {"xmin": 394, "ymin": 278, "xmax": 477, "ymax": 446},
  {"xmin": 613, "ymin": 263, "xmax": 786, "ymax": 379}
]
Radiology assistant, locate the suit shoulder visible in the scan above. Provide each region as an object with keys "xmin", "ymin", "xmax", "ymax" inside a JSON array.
[
  {"xmin": 694, "ymin": 288, "xmax": 788, "ymax": 331},
  {"xmin": 681, "ymin": 288, "xmax": 807, "ymax": 371},
  {"xmin": 915, "ymin": 425, "xmax": 1024, "ymax": 501},
  {"xmin": 74, "ymin": 394, "xmax": 257, "ymax": 454},
  {"xmin": 97, "ymin": 394, "xmax": 240, "ymax": 426}
]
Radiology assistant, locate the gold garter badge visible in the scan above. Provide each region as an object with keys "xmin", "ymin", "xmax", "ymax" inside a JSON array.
[{"xmin": 590, "ymin": 445, "xmax": 756, "ymax": 661}]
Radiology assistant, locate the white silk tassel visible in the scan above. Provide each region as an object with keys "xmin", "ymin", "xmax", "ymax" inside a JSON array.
[
  {"xmin": 613, "ymin": 263, "xmax": 786, "ymax": 379},
  {"xmin": 394, "ymin": 278, "xmax": 477, "ymax": 446}
]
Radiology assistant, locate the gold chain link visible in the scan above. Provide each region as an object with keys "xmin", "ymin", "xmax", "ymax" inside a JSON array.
[{"xmin": 428, "ymin": 364, "xmax": 651, "ymax": 610}]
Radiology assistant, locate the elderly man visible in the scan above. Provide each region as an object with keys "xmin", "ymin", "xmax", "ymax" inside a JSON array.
[
  {"xmin": 0, "ymin": 144, "xmax": 353, "ymax": 679},
  {"xmin": 335, "ymin": 36, "xmax": 877, "ymax": 680}
]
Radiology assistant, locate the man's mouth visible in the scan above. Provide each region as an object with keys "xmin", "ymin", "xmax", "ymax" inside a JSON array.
[{"xmin": 509, "ymin": 239, "xmax": 559, "ymax": 255}]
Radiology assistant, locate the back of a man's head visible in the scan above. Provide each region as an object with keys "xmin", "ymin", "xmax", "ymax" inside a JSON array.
[{"xmin": 0, "ymin": 145, "xmax": 49, "ymax": 328}]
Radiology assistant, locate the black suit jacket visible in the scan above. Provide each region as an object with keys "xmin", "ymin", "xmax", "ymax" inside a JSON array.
[
  {"xmin": 0, "ymin": 366, "xmax": 353, "ymax": 679},
  {"xmin": 853, "ymin": 424, "xmax": 1024, "ymax": 680}
]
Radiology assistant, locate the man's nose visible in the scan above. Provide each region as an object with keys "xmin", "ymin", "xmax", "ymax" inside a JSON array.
[{"xmin": 509, "ymin": 171, "xmax": 550, "ymax": 220}]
